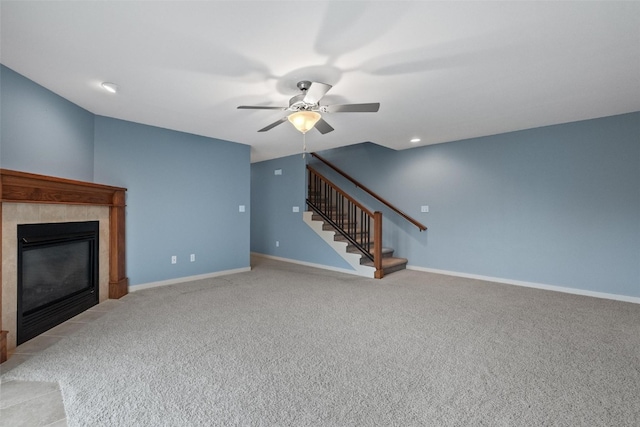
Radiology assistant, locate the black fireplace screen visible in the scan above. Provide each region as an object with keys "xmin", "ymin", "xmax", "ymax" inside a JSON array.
[
  {"xmin": 17, "ymin": 221, "xmax": 99, "ymax": 344},
  {"xmin": 22, "ymin": 240, "xmax": 91, "ymax": 312}
]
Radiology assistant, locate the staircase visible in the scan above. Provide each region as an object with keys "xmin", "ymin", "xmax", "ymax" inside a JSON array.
[
  {"xmin": 304, "ymin": 153, "xmax": 427, "ymax": 278},
  {"xmin": 304, "ymin": 165, "xmax": 409, "ymax": 279},
  {"xmin": 321, "ymin": 215, "xmax": 408, "ymax": 275}
]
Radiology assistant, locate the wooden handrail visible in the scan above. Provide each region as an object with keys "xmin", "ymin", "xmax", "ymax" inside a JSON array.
[
  {"xmin": 307, "ymin": 166, "xmax": 374, "ymax": 216},
  {"xmin": 310, "ymin": 152, "xmax": 427, "ymax": 231}
]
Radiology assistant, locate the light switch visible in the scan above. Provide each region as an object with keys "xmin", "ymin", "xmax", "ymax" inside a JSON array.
[
  {"xmin": 292, "ymin": 206, "xmax": 299, "ymax": 212},
  {"xmin": 239, "ymin": 205, "xmax": 245, "ymax": 212}
]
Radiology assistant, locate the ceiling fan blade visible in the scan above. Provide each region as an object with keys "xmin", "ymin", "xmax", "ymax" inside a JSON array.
[
  {"xmin": 258, "ymin": 117, "xmax": 288, "ymax": 132},
  {"xmin": 314, "ymin": 118, "xmax": 334, "ymax": 134},
  {"xmin": 238, "ymin": 105, "xmax": 287, "ymax": 110},
  {"xmin": 303, "ymin": 82, "xmax": 332, "ymax": 104},
  {"xmin": 324, "ymin": 103, "xmax": 380, "ymax": 113}
]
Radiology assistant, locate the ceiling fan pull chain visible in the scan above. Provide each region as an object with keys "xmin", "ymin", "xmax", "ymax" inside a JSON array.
[{"xmin": 302, "ymin": 133, "xmax": 307, "ymax": 158}]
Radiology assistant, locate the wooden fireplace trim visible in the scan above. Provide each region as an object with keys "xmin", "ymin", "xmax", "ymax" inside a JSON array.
[{"xmin": 0, "ymin": 168, "xmax": 128, "ymax": 362}]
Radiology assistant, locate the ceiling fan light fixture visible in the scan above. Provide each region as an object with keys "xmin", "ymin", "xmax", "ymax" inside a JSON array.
[{"xmin": 288, "ymin": 111, "xmax": 321, "ymax": 134}]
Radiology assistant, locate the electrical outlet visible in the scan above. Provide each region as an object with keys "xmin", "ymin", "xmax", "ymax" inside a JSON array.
[
  {"xmin": 274, "ymin": 169, "xmax": 282, "ymax": 175},
  {"xmin": 276, "ymin": 241, "xmax": 279, "ymax": 247},
  {"xmin": 292, "ymin": 206, "xmax": 299, "ymax": 212},
  {"xmin": 190, "ymin": 254, "xmax": 195, "ymax": 262},
  {"xmin": 421, "ymin": 205, "xmax": 429, "ymax": 213},
  {"xmin": 171, "ymin": 255, "xmax": 177, "ymax": 264},
  {"xmin": 239, "ymin": 205, "xmax": 245, "ymax": 212}
]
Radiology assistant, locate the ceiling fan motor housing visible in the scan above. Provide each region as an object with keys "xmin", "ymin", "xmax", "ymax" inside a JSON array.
[
  {"xmin": 296, "ymin": 80, "xmax": 312, "ymax": 91},
  {"xmin": 289, "ymin": 94, "xmax": 311, "ymax": 111}
]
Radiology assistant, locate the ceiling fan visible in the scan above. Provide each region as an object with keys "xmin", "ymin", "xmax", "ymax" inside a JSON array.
[{"xmin": 237, "ymin": 80, "xmax": 380, "ymax": 134}]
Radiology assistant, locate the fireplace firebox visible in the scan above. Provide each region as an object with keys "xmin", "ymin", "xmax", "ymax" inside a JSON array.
[{"xmin": 17, "ymin": 221, "xmax": 99, "ymax": 345}]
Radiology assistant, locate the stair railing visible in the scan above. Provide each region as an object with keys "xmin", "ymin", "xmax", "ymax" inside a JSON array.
[
  {"xmin": 310, "ymin": 152, "xmax": 427, "ymax": 231},
  {"xmin": 307, "ymin": 165, "xmax": 384, "ymax": 278}
]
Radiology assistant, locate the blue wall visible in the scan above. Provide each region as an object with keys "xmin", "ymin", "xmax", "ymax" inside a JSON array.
[
  {"xmin": 254, "ymin": 113, "xmax": 640, "ymax": 298},
  {"xmin": 0, "ymin": 65, "xmax": 95, "ymax": 181},
  {"xmin": 94, "ymin": 117, "xmax": 250, "ymax": 286},
  {"xmin": 250, "ymin": 154, "xmax": 352, "ymax": 270},
  {"xmin": 1, "ymin": 65, "xmax": 251, "ymax": 286}
]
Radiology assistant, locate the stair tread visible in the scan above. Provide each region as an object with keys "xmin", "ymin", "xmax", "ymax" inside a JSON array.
[
  {"xmin": 334, "ymin": 234, "xmax": 371, "ymax": 242},
  {"xmin": 347, "ymin": 246, "xmax": 394, "ymax": 254},
  {"xmin": 365, "ymin": 257, "xmax": 408, "ymax": 276},
  {"xmin": 361, "ymin": 256, "xmax": 408, "ymax": 268}
]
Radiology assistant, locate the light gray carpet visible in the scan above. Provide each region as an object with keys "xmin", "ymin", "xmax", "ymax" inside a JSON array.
[{"xmin": 2, "ymin": 256, "xmax": 640, "ymax": 426}]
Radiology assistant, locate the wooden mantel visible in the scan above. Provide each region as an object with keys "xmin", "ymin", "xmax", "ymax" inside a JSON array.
[{"xmin": 0, "ymin": 169, "xmax": 128, "ymax": 362}]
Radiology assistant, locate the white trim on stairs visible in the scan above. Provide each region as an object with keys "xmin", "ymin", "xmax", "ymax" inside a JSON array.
[
  {"xmin": 406, "ymin": 265, "xmax": 640, "ymax": 304},
  {"xmin": 302, "ymin": 211, "xmax": 376, "ymax": 278}
]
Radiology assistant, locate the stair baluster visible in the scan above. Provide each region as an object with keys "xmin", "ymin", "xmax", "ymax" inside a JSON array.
[{"xmin": 307, "ymin": 165, "xmax": 385, "ymax": 278}]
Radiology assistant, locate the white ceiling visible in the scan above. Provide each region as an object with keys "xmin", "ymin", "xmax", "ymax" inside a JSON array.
[{"xmin": 2, "ymin": 1, "xmax": 639, "ymax": 162}]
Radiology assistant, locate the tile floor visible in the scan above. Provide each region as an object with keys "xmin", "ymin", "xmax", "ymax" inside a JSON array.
[{"xmin": 0, "ymin": 299, "xmax": 124, "ymax": 427}]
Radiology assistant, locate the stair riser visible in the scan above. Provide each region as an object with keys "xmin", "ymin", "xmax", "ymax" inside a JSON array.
[
  {"xmin": 383, "ymin": 262, "xmax": 407, "ymax": 275},
  {"xmin": 312, "ymin": 214, "xmax": 356, "ymax": 223},
  {"xmin": 344, "ymin": 241, "xmax": 383, "ymax": 250},
  {"xmin": 322, "ymin": 223, "xmax": 359, "ymax": 232},
  {"xmin": 334, "ymin": 235, "xmax": 371, "ymax": 244},
  {"xmin": 357, "ymin": 254, "xmax": 394, "ymax": 263},
  {"xmin": 361, "ymin": 260, "xmax": 408, "ymax": 275},
  {"xmin": 346, "ymin": 246, "xmax": 395, "ymax": 261}
]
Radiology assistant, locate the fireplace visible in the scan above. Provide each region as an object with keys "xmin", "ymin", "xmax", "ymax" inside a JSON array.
[
  {"xmin": 1, "ymin": 168, "xmax": 128, "ymax": 362},
  {"xmin": 17, "ymin": 221, "xmax": 99, "ymax": 344}
]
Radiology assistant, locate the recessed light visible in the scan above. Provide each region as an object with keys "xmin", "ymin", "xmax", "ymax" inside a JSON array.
[
  {"xmin": 410, "ymin": 138, "xmax": 421, "ymax": 143},
  {"xmin": 101, "ymin": 82, "xmax": 118, "ymax": 94}
]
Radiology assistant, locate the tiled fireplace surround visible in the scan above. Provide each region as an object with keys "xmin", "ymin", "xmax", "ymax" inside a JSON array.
[{"xmin": 0, "ymin": 169, "xmax": 128, "ymax": 362}]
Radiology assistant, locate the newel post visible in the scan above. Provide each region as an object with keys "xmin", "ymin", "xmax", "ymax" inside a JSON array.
[
  {"xmin": 0, "ymin": 191, "xmax": 6, "ymax": 362},
  {"xmin": 109, "ymin": 189, "xmax": 129, "ymax": 298},
  {"xmin": 374, "ymin": 211, "xmax": 384, "ymax": 279}
]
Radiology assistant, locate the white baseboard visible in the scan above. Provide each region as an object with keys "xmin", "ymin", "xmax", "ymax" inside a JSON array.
[
  {"xmin": 129, "ymin": 266, "xmax": 252, "ymax": 292},
  {"xmin": 406, "ymin": 265, "xmax": 640, "ymax": 304},
  {"xmin": 130, "ymin": 258, "xmax": 638, "ymax": 304},
  {"xmin": 251, "ymin": 252, "xmax": 373, "ymax": 278}
]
